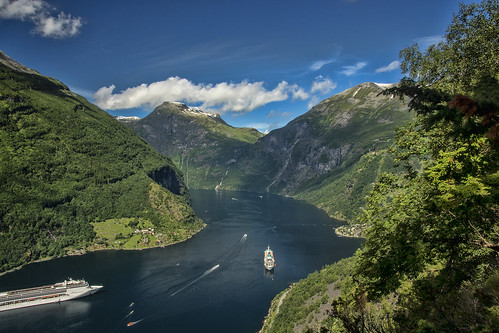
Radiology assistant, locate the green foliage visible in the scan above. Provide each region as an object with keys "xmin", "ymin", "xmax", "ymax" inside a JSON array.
[
  {"xmin": 90, "ymin": 217, "xmax": 175, "ymax": 249},
  {"xmin": 0, "ymin": 63, "xmax": 203, "ymax": 273},
  {"xmin": 328, "ymin": 2, "xmax": 499, "ymax": 331},
  {"xmin": 400, "ymin": 0, "xmax": 498, "ymax": 95},
  {"xmin": 262, "ymin": 2, "xmax": 499, "ymax": 332},
  {"xmin": 127, "ymin": 84, "xmax": 412, "ymax": 222},
  {"xmin": 261, "ymin": 258, "xmax": 356, "ymax": 333},
  {"xmin": 349, "ymin": 77, "xmax": 499, "ymax": 329},
  {"xmin": 296, "ymin": 149, "xmax": 399, "ymax": 222}
]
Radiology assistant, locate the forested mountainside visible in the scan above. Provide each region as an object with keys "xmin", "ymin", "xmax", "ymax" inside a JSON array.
[
  {"xmin": 241, "ymin": 82, "xmax": 412, "ymax": 221},
  {"xmin": 261, "ymin": 1, "xmax": 498, "ymax": 331},
  {"xmin": 0, "ymin": 51, "xmax": 204, "ymax": 273},
  {"xmin": 123, "ymin": 101, "xmax": 263, "ymax": 188},
  {"xmin": 124, "ymin": 83, "xmax": 412, "ymax": 222}
]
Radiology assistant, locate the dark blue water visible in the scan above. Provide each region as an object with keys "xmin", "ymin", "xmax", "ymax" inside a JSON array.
[{"xmin": 0, "ymin": 190, "xmax": 362, "ymax": 332}]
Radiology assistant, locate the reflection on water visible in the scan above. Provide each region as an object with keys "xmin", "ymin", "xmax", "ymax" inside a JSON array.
[
  {"xmin": 264, "ymin": 269, "xmax": 275, "ymax": 280},
  {"xmin": 0, "ymin": 190, "xmax": 362, "ymax": 333},
  {"xmin": 0, "ymin": 299, "xmax": 92, "ymax": 332}
]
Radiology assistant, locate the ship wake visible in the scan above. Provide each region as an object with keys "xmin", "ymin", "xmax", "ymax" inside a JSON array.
[
  {"xmin": 170, "ymin": 264, "xmax": 220, "ymax": 296},
  {"xmin": 169, "ymin": 233, "xmax": 247, "ymax": 296}
]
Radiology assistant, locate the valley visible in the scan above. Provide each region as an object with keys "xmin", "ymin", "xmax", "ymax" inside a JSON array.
[
  {"xmin": 122, "ymin": 83, "xmax": 412, "ymax": 223},
  {"xmin": 1, "ymin": 1, "xmax": 497, "ymax": 331}
]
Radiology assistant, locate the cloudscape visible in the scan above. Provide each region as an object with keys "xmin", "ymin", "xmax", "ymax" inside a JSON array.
[{"xmin": 1, "ymin": 0, "xmax": 467, "ymax": 132}]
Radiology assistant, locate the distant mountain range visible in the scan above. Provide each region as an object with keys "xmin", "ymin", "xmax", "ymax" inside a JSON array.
[
  {"xmin": 0, "ymin": 51, "xmax": 204, "ymax": 273},
  {"xmin": 122, "ymin": 82, "xmax": 412, "ymax": 221}
]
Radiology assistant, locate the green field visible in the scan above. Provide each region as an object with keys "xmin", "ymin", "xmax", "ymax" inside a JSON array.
[{"xmin": 91, "ymin": 218, "xmax": 161, "ymax": 249}]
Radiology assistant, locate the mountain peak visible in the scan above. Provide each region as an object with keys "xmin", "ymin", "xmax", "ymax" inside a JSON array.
[
  {"xmin": 373, "ymin": 82, "xmax": 395, "ymax": 89},
  {"xmin": 154, "ymin": 101, "xmax": 225, "ymax": 123},
  {"xmin": 0, "ymin": 50, "xmax": 40, "ymax": 75},
  {"xmin": 335, "ymin": 82, "xmax": 393, "ymax": 96}
]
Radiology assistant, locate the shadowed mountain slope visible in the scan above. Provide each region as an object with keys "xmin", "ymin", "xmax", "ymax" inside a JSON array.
[{"xmin": 0, "ymin": 51, "xmax": 204, "ymax": 273}]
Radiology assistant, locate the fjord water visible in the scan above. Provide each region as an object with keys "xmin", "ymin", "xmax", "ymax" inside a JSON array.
[{"xmin": 0, "ymin": 190, "xmax": 362, "ymax": 332}]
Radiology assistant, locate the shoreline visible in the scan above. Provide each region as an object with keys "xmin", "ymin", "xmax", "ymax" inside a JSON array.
[
  {"xmin": 334, "ymin": 224, "xmax": 366, "ymax": 239},
  {"xmin": 0, "ymin": 223, "xmax": 206, "ymax": 278}
]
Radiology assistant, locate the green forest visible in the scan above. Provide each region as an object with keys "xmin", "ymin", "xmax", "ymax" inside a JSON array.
[
  {"xmin": 262, "ymin": 1, "xmax": 498, "ymax": 332},
  {"xmin": 0, "ymin": 60, "xmax": 204, "ymax": 273}
]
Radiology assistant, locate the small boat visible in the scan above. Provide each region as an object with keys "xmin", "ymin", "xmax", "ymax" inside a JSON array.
[
  {"xmin": 264, "ymin": 246, "xmax": 275, "ymax": 271},
  {"xmin": 127, "ymin": 319, "xmax": 143, "ymax": 327}
]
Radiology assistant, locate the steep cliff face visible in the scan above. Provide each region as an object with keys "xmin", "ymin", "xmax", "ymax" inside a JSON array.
[
  {"xmin": 127, "ymin": 102, "xmax": 227, "ymax": 155},
  {"xmin": 220, "ymin": 83, "xmax": 411, "ymax": 196},
  {"xmin": 241, "ymin": 83, "xmax": 412, "ymax": 220},
  {"xmin": 250, "ymin": 112, "xmax": 354, "ymax": 194},
  {"xmin": 123, "ymin": 102, "xmax": 263, "ymax": 188},
  {"xmin": 149, "ymin": 165, "xmax": 183, "ymax": 197}
]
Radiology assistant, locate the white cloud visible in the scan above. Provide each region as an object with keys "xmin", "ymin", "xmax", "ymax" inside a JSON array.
[
  {"xmin": 245, "ymin": 122, "xmax": 272, "ymax": 134},
  {"xmin": 0, "ymin": 0, "xmax": 44, "ymax": 19},
  {"xmin": 93, "ymin": 77, "xmax": 301, "ymax": 114},
  {"xmin": 0, "ymin": 0, "xmax": 83, "ymax": 38},
  {"xmin": 375, "ymin": 60, "xmax": 400, "ymax": 73},
  {"xmin": 309, "ymin": 58, "xmax": 336, "ymax": 71},
  {"xmin": 34, "ymin": 12, "xmax": 83, "ymax": 38},
  {"xmin": 307, "ymin": 96, "xmax": 321, "ymax": 110},
  {"xmin": 311, "ymin": 75, "xmax": 337, "ymax": 95},
  {"xmin": 290, "ymin": 85, "xmax": 309, "ymax": 100},
  {"xmin": 341, "ymin": 61, "xmax": 367, "ymax": 76}
]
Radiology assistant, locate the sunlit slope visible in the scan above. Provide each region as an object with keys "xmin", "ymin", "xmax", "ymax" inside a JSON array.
[
  {"xmin": 0, "ymin": 52, "xmax": 204, "ymax": 272},
  {"xmin": 226, "ymin": 83, "xmax": 412, "ymax": 221}
]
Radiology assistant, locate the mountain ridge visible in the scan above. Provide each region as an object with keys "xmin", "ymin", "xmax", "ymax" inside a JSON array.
[
  {"xmin": 0, "ymin": 51, "xmax": 204, "ymax": 273},
  {"xmin": 0, "ymin": 50, "xmax": 41, "ymax": 76},
  {"xmin": 123, "ymin": 101, "xmax": 264, "ymax": 188}
]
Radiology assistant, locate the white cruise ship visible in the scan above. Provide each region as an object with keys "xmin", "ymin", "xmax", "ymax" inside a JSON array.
[
  {"xmin": 0, "ymin": 278, "xmax": 103, "ymax": 312},
  {"xmin": 264, "ymin": 246, "xmax": 275, "ymax": 271}
]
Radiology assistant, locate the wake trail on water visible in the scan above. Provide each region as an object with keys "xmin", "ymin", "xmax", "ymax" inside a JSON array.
[
  {"xmin": 122, "ymin": 310, "xmax": 134, "ymax": 320},
  {"xmin": 134, "ymin": 261, "xmax": 182, "ymax": 288},
  {"xmin": 169, "ymin": 233, "xmax": 247, "ymax": 296},
  {"xmin": 170, "ymin": 264, "xmax": 220, "ymax": 296},
  {"xmin": 110, "ymin": 234, "xmax": 248, "ymax": 329},
  {"xmin": 131, "ymin": 233, "xmax": 247, "ymax": 305},
  {"xmin": 126, "ymin": 318, "xmax": 144, "ymax": 327}
]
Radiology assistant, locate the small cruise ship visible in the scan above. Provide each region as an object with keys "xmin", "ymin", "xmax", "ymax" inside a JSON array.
[
  {"xmin": 264, "ymin": 246, "xmax": 275, "ymax": 271},
  {"xmin": 0, "ymin": 278, "xmax": 103, "ymax": 312}
]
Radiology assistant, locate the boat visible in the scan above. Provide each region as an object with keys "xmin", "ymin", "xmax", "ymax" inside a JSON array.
[
  {"xmin": 127, "ymin": 319, "xmax": 143, "ymax": 327},
  {"xmin": 0, "ymin": 278, "xmax": 103, "ymax": 312},
  {"xmin": 264, "ymin": 245, "xmax": 275, "ymax": 271}
]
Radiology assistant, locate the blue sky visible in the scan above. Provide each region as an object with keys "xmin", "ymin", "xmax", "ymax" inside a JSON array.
[{"xmin": 1, "ymin": 0, "xmax": 470, "ymax": 133}]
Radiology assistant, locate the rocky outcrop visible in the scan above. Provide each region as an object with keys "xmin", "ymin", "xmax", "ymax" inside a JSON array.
[
  {"xmin": 0, "ymin": 50, "xmax": 40, "ymax": 75},
  {"xmin": 148, "ymin": 166, "xmax": 183, "ymax": 196}
]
